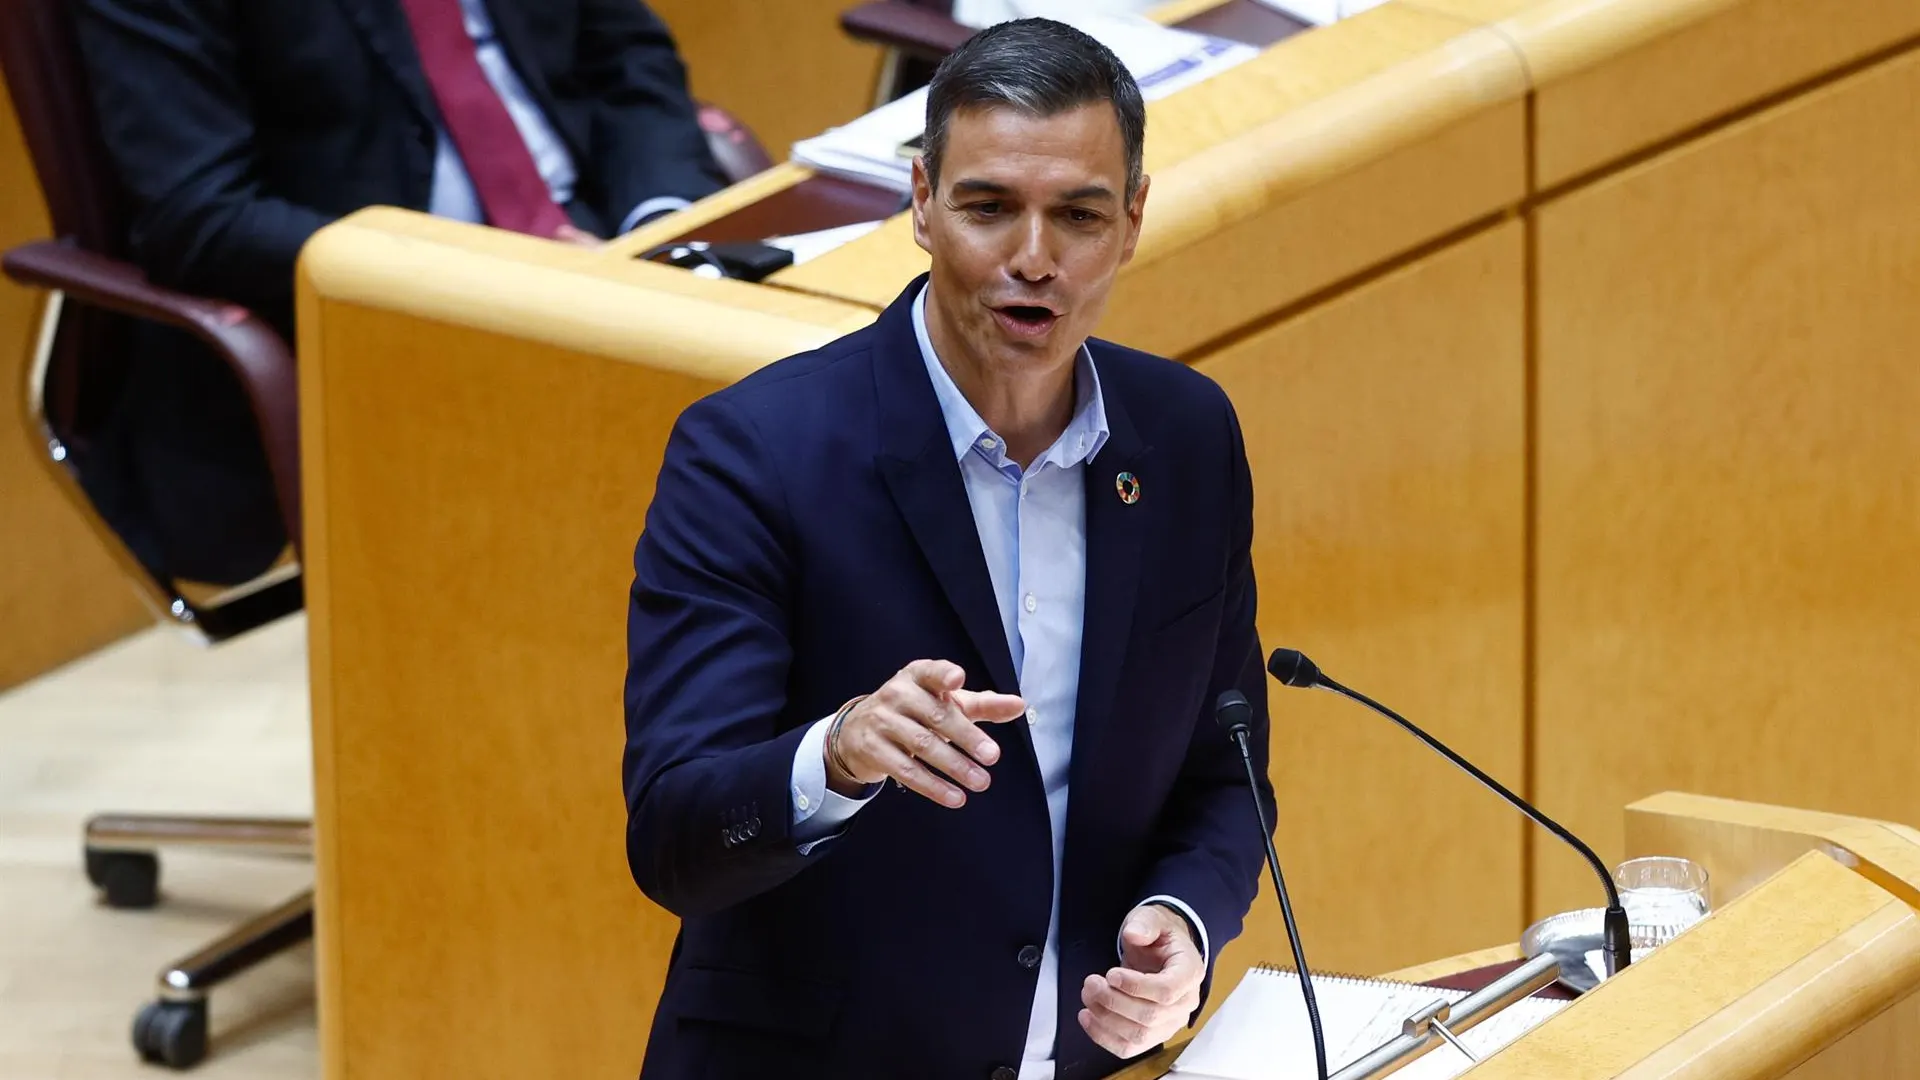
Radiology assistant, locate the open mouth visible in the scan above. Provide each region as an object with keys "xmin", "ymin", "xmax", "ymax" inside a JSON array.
[{"xmin": 992, "ymin": 304, "xmax": 1060, "ymax": 338}]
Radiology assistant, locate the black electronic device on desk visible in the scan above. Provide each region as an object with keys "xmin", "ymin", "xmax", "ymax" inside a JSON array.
[{"xmin": 637, "ymin": 239, "xmax": 795, "ymax": 283}]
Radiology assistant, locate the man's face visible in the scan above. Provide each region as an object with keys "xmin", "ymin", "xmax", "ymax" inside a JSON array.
[{"xmin": 912, "ymin": 102, "xmax": 1148, "ymax": 378}]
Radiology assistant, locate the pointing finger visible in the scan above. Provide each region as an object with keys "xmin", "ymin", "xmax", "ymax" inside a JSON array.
[{"xmin": 948, "ymin": 688, "xmax": 1028, "ymax": 724}]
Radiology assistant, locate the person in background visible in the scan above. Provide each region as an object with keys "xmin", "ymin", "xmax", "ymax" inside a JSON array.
[{"xmin": 70, "ymin": 0, "xmax": 726, "ymax": 585}]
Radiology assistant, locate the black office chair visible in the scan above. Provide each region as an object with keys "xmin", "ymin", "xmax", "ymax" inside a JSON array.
[{"xmin": 0, "ymin": 0, "xmax": 772, "ymax": 1069}]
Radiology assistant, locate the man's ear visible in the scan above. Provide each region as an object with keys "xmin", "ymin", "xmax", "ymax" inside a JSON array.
[
  {"xmin": 911, "ymin": 156, "xmax": 935, "ymax": 253},
  {"xmin": 1119, "ymin": 173, "xmax": 1151, "ymax": 265}
]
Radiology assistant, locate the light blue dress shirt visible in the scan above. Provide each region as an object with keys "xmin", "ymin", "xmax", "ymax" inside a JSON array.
[
  {"xmin": 788, "ymin": 284, "xmax": 1209, "ymax": 1078},
  {"xmin": 427, "ymin": 0, "xmax": 689, "ymax": 235}
]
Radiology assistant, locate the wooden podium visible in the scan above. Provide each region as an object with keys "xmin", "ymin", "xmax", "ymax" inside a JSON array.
[{"xmin": 1117, "ymin": 792, "xmax": 1920, "ymax": 1079}]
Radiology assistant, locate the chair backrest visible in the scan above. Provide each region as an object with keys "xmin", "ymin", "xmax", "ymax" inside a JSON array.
[
  {"xmin": 0, "ymin": 0, "xmax": 129, "ymax": 255},
  {"xmin": 0, "ymin": 0, "xmax": 137, "ymax": 446}
]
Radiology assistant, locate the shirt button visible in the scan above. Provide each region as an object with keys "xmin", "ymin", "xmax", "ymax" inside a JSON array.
[
  {"xmin": 1027, "ymin": 709, "xmax": 1039, "ymax": 726},
  {"xmin": 795, "ymin": 791, "xmax": 811, "ymax": 812},
  {"xmin": 1024, "ymin": 593, "xmax": 1037, "ymax": 613},
  {"xmin": 1017, "ymin": 944, "xmax": 1042, "ymax": 969},
  {"xmin": 979, "ymin": 436, "xmax": 997, "ymax": 450}
]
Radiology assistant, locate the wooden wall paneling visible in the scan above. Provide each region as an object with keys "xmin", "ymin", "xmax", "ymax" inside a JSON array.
[
  {"xmin": 1193, "ymin": 219, "xmax": 1527, "ymax": 992},
  {"xmin": 1532, "ymin": 48, "xmax": 1920, "ymax": 919},
  {"xmin": 0, "ymin": 77, "xmax": 148, "ymax": 690},
  {"xmin": 1411, "ymin": 0, "xmax": 1920, "ymax": 187}
]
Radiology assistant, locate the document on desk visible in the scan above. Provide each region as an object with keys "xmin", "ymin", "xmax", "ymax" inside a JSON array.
[
  {"xmin": 1170, "ymin": 966, "xmax": 1567, "ymax": 1080},
  {"xmin": 791, "ymin": 14, "xmax": 1258, "ymax": 194},
  {"xmin": 1250, "ymin": 0, "xmax": 1392, "ymax": 25}
]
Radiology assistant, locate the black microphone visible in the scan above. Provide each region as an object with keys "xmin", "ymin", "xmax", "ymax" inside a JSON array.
[
  {"xmin": 1266, "ymin": 648, "xmax": 1633, "ymax": 978},
  {"xmin": 1216, "ymin": 690, "xmax": 1328, "ymax": 1080}
]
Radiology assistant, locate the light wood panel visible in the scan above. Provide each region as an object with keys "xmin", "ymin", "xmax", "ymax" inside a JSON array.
[
  {"xmin": 1417, "ymin": 0, "xmax": 1920, "ymax": 187},
  {"xmin": 1783, "ymin": 990, "xmax": 1920, "ymax": 1080},
  {"xmin": 648, "ymin": 0, "xmax": 881, "ymax": 164},
  {"xmin": 1196, "ymin": 220, "xmax": 1526, "ymax": 984},
  {"xmin": 297, "ymin": 212, "xmax": 877, "ymax": 1080},
  {"xmin": 0, "ymin": 78, "xmax": 148, "ymax": 690},
  {"xmin": 1532, "ymin": 46, "xmax": 1920, "ymax": 921},
  {"xmin": 772, "ymin": 3, "xmax": 1523, "ymax": 322},
  {"xmin": 1472, "ymin": 852, "xmax": 1920, "ymax": 1079}
]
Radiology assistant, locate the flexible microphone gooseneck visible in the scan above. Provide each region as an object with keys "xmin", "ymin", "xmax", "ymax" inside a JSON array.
[
  {"xmin": 1215, "ymin": 690, "xmax": 1328, "ymax": 1080},
  {"xmin": 1266, "ymin": 648, "xmax": 1633, "ymax": 977}
]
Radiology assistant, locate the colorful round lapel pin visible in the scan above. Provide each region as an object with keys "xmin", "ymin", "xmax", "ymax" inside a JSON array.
[{"xmin": 1115, "ymin": 471, "xmax": 1141, "ymax": 505}]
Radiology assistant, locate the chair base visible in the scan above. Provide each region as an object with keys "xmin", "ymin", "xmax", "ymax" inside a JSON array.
[{"xmin": 83, "ymin": 814, "xmax": 314, "ymax": 1071}]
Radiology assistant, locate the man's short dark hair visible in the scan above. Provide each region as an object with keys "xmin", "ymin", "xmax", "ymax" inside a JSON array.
[{"xmin": 922, "ymin": 18, "xmax": 1146, "ymax": 198}]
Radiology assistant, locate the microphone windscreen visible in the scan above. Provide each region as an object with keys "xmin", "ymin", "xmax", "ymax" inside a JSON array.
[
  {"xmin": 1214, "ymin": 689, "xmax": 1252, "ymax": 733},
  {"xmin": 1267, "ymin": 649, "xmax": 1324, "ymax": 688}
]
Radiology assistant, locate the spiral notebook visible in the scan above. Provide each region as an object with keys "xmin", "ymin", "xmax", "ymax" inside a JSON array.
[{"xmin": 1171, "ymin": 964, "xmax": 1567, "ymax": 1080}]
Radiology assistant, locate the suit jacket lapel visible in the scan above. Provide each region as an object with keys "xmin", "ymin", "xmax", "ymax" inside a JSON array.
[
  {"xmin": 872, "ymin": 278, "xmax": 1022, "ymax": 698},
  {"xmin": 1071, "ymin": 370, "xmax": 1151, "ymax": 784},
  {"xmin": 331, "ymin": 0, "xmax": 438, "ymax": 124}
]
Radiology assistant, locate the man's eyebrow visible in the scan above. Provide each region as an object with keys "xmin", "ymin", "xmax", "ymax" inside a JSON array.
[
  {"xmin": 1058, "ymin": 185, "xmax": 1116, "ymax": 203},
  {"xmin": 950, "ymin": 179, "xmax": 1014, "ymax": 196},
  {"xmin": 948, "ymin": 179, "xmax": 1118, "ymax": 203}
]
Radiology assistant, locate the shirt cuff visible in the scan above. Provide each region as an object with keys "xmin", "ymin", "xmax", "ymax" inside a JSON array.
[
  {"xmin": 791, "ymin": 715, "xmax": 877, "ymax": 854},
  {"xmin": 1125, "ymin": 896, "xmax": 1212, "ymax": 969},
  {"xmin": 619, "ymin": 196, "xmax": 694, "ymax": 236}
]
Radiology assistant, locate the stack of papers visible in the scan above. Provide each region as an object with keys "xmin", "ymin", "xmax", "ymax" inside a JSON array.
[
  {"xmin": 791, "ymin": 15, "xmax": 1258, "ymax": 194},
  {"xmin": 1252, "ymin": 0, "xmax": 1393, "ymax": 25}
]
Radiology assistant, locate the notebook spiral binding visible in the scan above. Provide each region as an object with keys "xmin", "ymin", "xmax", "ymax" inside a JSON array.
[{"xmin": 1248, "ymin": 962, "xmax": 1442, "ymax": 991}]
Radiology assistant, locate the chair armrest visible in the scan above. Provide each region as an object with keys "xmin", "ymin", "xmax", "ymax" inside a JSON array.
[
  {"xmin": 696, "ymin": 101, "xmax": 775, "ymax": 186},
  {"xmin": 2, "ymin": 238, "xmax": 303, "ymax": 549},
  {"xmin": 840, "ymin": 1, "xmax": 975, "ymax": 59}
]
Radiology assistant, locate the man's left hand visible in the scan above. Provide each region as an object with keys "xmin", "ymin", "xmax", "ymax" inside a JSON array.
[{"xmin": 1078, "ymin": 904, "xmax": 1204, "ymax": 1059}]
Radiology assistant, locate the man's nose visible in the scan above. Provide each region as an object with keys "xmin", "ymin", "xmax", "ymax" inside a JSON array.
[{"xmin": 1006, "ymin": 213, "xmax": 1057, "ymax": 283}]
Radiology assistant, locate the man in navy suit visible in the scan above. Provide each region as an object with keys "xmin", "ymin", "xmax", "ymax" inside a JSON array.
[
  {"xmin": 69, "ymin": 0, "xmax": 723, "ymax": 584},
  {"xmin": 624, "ymin": 19, "xmax": 1274, "ymax": 1080}
]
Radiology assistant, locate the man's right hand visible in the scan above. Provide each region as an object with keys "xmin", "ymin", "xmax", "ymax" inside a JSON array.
[{"xmin": 825, "ymin": 660, "xmax": 1027, "ymax": 807}]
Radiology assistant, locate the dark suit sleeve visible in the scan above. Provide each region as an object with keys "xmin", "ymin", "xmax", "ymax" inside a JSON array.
[
  {"xmin": 72, "ymin": 0, "xmax": 336, "ymax": 304},
  {"xmin": 1132, "ymin": 392, "xmax": 1275, "ymax": 1008},
  {"xmin": 574, "ymin": 0, "xmax": 725, "ymax": 226},
  {"xmin": 623, "ymin": 394, "xmax": 821, "ymax": 919}
]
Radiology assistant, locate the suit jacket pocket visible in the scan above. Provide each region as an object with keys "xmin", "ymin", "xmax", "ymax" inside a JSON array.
[
  {"xmin": 670, "ymin": 965, "xmax": 843, "ymax": 1038},
  {"xmin": 1142, "ymin": 586, "xmax": 1226, "ymax": 643},
  {"xmin": 669, "ymin": 966, "xmax": 843, "ymax": 1079}
]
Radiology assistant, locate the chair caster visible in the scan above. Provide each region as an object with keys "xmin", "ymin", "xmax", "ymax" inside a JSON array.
[
  {"xmin": 133, "ymin": 998, "xmax": 208, "ymax": 1069},
  {"xmin": 85, "ymin": 848, "xmax": 160, "ymax": 909}
]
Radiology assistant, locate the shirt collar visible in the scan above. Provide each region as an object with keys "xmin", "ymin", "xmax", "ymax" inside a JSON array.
[{"xmin": 910, "ymin": 283, "xmax": 1110, "ymax": 470}]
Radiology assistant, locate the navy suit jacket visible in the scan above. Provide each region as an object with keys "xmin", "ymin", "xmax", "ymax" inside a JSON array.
[{"xmin": 623, "ymin": 276, "xmax": 1275, "ymax": 1080}]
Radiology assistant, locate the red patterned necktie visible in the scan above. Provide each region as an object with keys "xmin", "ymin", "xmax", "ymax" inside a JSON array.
[{"xmin": 394, "ymin": 0, "xmax": 572, "ymax": 238}]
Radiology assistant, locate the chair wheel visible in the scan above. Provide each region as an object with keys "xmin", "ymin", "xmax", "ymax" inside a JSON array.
[
  {"xmin": 133, "ymin": 998, "xmax": 208, "ymax": 1069},
  {"xmin": 85, "ymin": 848, "xmax": 160, "ymax": 909}
]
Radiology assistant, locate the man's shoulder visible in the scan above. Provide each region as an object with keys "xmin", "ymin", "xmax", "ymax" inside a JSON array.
[
  {"xmin": 696, "ymin": 320, "xmax": 879, "ymax": 426},
  {"xmin": 1088, "ymin": 338, "xmax": 1235, "ymax": 437}
]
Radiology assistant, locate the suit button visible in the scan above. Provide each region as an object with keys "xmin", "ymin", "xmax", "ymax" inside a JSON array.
[
  {"xmin": 1017, "ymin": 945, "xmax": 1042, "ymax": 969},
  {"xmin": 747, "ymin": 816, "xmax": 762, "ymax": 834},
  {"xmin": 720, "ymin": 829, "xmax": 735, "ymax": 849},
  {"xmin": 991, "ymin": 1068, "xmax": 1017, "ymax": 1080}
]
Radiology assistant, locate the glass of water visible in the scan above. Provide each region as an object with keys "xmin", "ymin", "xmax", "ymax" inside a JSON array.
[{"xmin": 1615, "ymin": 856, "xmax": 1710, "ymax": 953}]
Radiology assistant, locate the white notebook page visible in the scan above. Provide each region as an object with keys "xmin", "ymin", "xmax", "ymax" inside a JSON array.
[{"xmin": 1172, "ymin": 967, "xmax": 1567, "ymax": 1080}]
